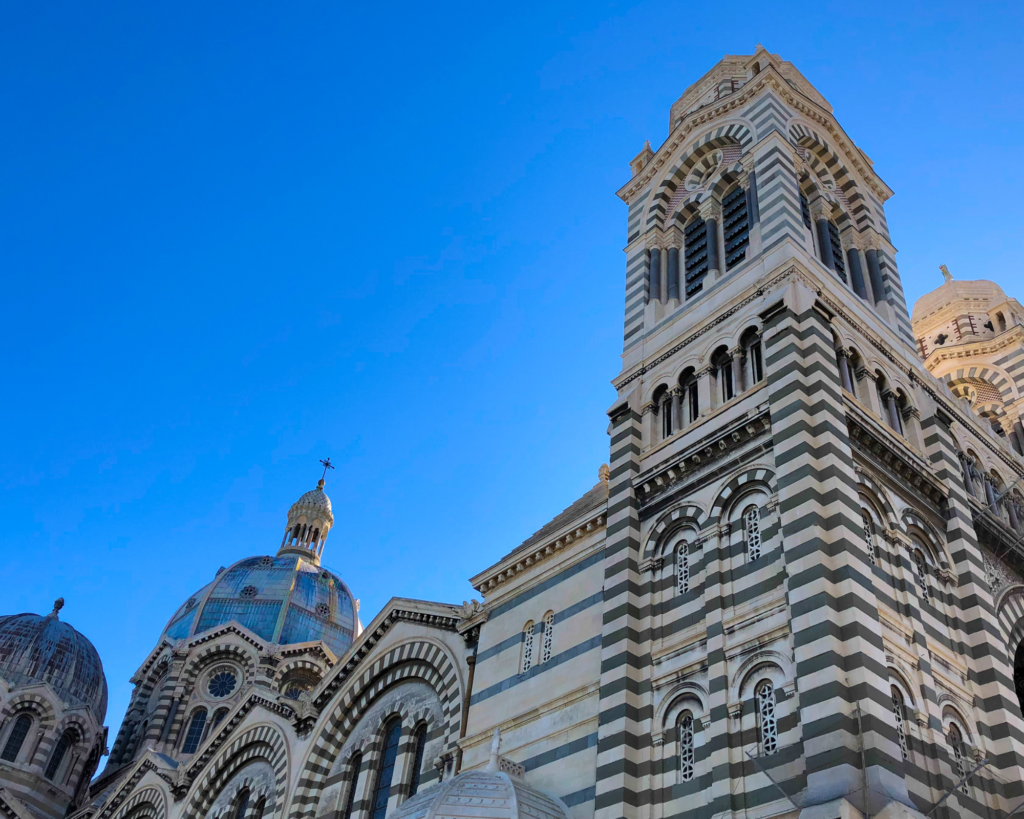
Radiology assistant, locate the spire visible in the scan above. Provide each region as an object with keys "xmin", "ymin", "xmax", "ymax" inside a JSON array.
[
  {"xmin": 277, "ymin": 461, "xmax": 336, "ymax": 564},
  {"xmin": 940, "ymin": 264, "xmax": 953, "ymax": 283}
]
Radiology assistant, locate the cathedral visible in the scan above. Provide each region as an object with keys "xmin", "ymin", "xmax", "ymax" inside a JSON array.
[{"xmin": 5, "ymin": 46, "xmax": 1024, "ymax": 819}]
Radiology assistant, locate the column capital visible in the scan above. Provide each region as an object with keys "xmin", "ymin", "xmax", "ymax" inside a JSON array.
[
  {"xmin": 698, "ymin": 197, "xmax": 722, "ymax": 222},
  {"xmin": 808, "ymin": 197, "xmax": 832, "ymax": 222}
]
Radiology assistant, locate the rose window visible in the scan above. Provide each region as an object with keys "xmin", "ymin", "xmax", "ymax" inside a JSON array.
[
  {"xmin": 240, "ymin": 585, "xmax": 258, "ymax": 599},
  {"xmin": 208, "ymin": 671, "xmax": 238, "ymax": 698}
]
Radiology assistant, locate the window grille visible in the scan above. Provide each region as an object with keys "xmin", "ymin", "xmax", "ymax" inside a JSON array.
[
  {"xmin": 541, "ymin": 612, "xmax": 555, "ymax": 664},
  {"xmin": 371, "ymin": 720, "xmax": 403, "ymax": 819},
  {"xmin": 676, "ymin": 543, "xmax": 689, "ymax": 594},
  {"xmin": 409, "ymin": 724, "xmax": 428, "ymax": 796},
  {"xmin": 744, "ymin": 506, "xmax": 762, "ymax": 560},
  {"xmin": 684, "ymin": 217, "xmax": 709, "ymax": 298},
  {"xmin": 827, "ymin": 221, "xmax": 847, "ymax": 283},
  {"xmin": 800, "ymin": 193, "xmax": 812, "ymax": 229},
  {"xmin": 342, "ymin": 753, "xmax": 362, "ymax": 819},
  {"xmin": 861, "ymin": 509, "xmax": 877, "ymax": 566},
  {"xmin": 521, "ymin": 623, "xmax": 535, "ymax": 674},
  {"xmin": 1, "ymin": 715, "xmax": 31, "ymax": 762},
  {"xmin": 891, "ymin": 687, "xmax": 909, "ymax": 760},
  {"xmin": 181, "ymin": 708, "xmax": 208, "ymax": 754},
  {"xmin": 947, "ymin": 725, "xmax": 969, "ymax": 794},
  {"xmin": 914, "ymin": 551, "xmax": 930, "ymax": 599},
  {"xmin": 756, "ymin": 682, "xmax": 778, "ymax": 755},
  {"xmin": 723, "ymin": 186, "xmax": 749, "ymax": 271},
  {"xmin": 678, "ymin": 714, "xmax": 695, "ymax": 781}
]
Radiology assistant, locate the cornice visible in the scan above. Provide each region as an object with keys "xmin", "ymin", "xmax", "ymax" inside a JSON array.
[
  {"xmin": 187, "ymin": 624, "xmax": 265, "ymax": 652},
  {"xmin": 471, "ymin": 510, "xmax": 607, "ymax": 595},
  {"xmin": 618, "ymin": 69, "xmax": 890, "ymax": 205},
  {"xmin": 923, "ymin": 327, "xmax": 1024, "ymax": 369}
]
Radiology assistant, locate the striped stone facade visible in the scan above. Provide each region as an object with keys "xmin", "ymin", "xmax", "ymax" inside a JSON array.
[{"xmin": 68, "ymin": 46, "xmax": 1024, "ymax": 819}]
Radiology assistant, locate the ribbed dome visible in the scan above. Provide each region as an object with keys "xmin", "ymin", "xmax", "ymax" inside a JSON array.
[
  {"xmin": 0, "ymin": 604, "xmax": 108, "ymax": 720},
  {"xmin": 911, "ymin": 277, "xmax": 1008, "ymax": 325},
  {"xmin": 291, "ymin": 486, "xmax": 332, "ymax": 516},
  {"xmin": 161, "ymin": 554, "xmax": 360, "ymax": 658},
  {"xmin": 390, "ymin": 770, "xmax": 570, "ymax": 819}
]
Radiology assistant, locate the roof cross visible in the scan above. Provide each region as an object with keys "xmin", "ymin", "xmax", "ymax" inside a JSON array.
[{"xmin": 319, "ymin": 457, "xmax": 335, "ymax": 483}]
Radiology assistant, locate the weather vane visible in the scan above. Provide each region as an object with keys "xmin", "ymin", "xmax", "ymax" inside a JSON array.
[{"xmin": 319, "ymin": 457, "xmax": 335, "ymax": 482}]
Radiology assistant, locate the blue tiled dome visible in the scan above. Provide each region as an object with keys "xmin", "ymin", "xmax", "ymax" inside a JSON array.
[
  {"xmin": 161, "ymin": 555, "xmax": 360, "ymax": 659},
  {"xmin": 0, "ymin": 605, "xmax": 108, "ymax": 721}
]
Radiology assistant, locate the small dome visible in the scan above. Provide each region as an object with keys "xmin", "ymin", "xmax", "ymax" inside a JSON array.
[
  {"xmin": 911, "ymin": 276, "xmax": 1008, "ymax": 325},
  {"xmin": 390, "ymin": 770, "xmax": 570, "ymax": 819},
  {"xmin": 0, "ymin": 603, "xmax": 108, "ymax": 720},
  {"xmin": 290, "ymin": 483, "xmax": 333, "ymax": 519},
  {"xmin": 161, "ymin": 554, "xmax": 360, "ymax": 658}
]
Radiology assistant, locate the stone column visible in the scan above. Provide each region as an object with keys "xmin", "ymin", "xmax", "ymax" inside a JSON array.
[
  {"xmin": 985, "ymin": 477, "xmax": 998, "ymax": 509},
  {"xmin": 865, "ymin": 247, "xmax": 886, "ymax": 305},
  {"xmin": 671, "ymin": 389, "xmax": 682, "ymax": 433},
  {"xmin": 882, "ymin": 391, "xmax": 901, "ymax": 433},
  {"xmin": 745, "ymin": 168, "xmax": 760, "ymax": 225},
  {"xmin": 649, "ymin": 248, "xmax": 661, "ymax": 305},
  {"xmin": 959, "ymin": 453, "xmax": 975, "ymax": 497},
  {"xmin": 697, "ymin": 368, "xmax": 712, "ymax": 417},
  {"xmin": 699, "ymin": 199, "xmax": 721, "ymax": 279},
  {"xmin": 843, "ymin": 230, "xmax": 868, "ymax": 300},
  {"xmin": 857, "ymin": 368, "xmax": 883, "ymax": 416},
  {"xmin": 730, "ymin": 348, "xmax": 744, "ymax": 396},
  {"xmin": 1013, "ymin": 419, "xmax": 1024, "ymax": 454},
  {"xmin": 836, "ymin": 348, "xmax": 853, "ymax": 393},
  {"xmin": 667, "ymin": 246, "xmax": 680, "ymax": 302},
  {"xmin": 810, "ymin": 199, "xmax": 835, "ymax": 271}
]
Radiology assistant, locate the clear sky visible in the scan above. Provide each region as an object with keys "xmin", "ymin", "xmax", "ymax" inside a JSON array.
[{"xmin": 2, "ymin": 1, "xmax": 1022, "ymax": 749}]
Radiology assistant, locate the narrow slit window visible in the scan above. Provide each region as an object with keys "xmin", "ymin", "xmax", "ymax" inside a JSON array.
[
  {"xmin": 409, "ymin": 724, "xmax": 428, "ymax": 796},
  {"xmin": 678, "ymin": 714, "xmax": 695, "ymax": 781},
  {"xmin": 44, "ymin": 732, "xmax": 72, "ymax": 780},
  {"xmin": 684, "ymin": 217, "xmax": 709, "ymax": 298},
  {"xmin": 947, "ymin": 724, "xmax": 969, "ymax": 794},
  {"xmin": 891, "ymin": 687, "xmax": 909, "ymax": 760},
  {"xmin": 722, "ymin": 186, "xmax": 749, "ymax": 271},
  {"xmin": 676, "ymin": 543, "xmax": 689, "ymax": 594},
  {"xmin": 744, "ymin": 506, "xmax": 762, "ymax": 560},
  {"xmin": 756, "ymin": 682, "xmax": 778, "ymax": 755},
  {"xmin": 861, "ymin": 509, "xmax": 877, "ymax": 567},
  {"xmin": 342, "ymin": 753, "xmax": 362, "ymax": 819},
  {"xmin": 521, "ymin": 622, "xmax": 535, "ymax": 674},
  {"xmin": 541, "ymin": 611, "xmax": 555, "ymax": 664},
  {"xmin": 371, "ymin": 720, "xmax": 402, "ymax": 819}
]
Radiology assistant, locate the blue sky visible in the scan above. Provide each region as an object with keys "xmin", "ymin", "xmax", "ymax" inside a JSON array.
[{"xmin": 2, "ymin": 1, "xmax": 1022, "ymax": 746}]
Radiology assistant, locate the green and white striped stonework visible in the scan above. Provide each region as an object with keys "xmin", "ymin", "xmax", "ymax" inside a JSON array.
[{"xmin": 62, "ymin": 47, "xmax": 1024, "ymax": 819}]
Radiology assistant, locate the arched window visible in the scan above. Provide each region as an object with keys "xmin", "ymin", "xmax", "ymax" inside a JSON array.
[
  {"xmin": 827, "ymin": 221, "xmax": 846, "ymax": 283},
  {"xmin": 743, "ymin": 505, "xmax": 762, "ymax": 561},
  {"xmin": 676, "ymin": 542, "xmax": 689, "ymax": 594},
  {"xmin": 800, "ymin": 192, "xmax": 812, "ymax": 230},
  {"xmin": 997, "ymin": 312, "xmax": 1007, "ymax": 333},
  {"xmin": 1, "ymin": 714, "xmax": 31, "ymax": 762},
  {"xmin": 342, "ymin": 752, "xmax": 362, "ymax": 819},
  {"xmin": 44, "ymin": 731, "xmax": 73, "ymax": 780},
  {"xmin": 660, "ymin": 389, "xmax": 673, "ymax": 439},
  {"xmin": 521, "ymin": 621, "xmax": 535, "ymax": 674},
  {"xmin": 371, "ymin": 719, "xmax": 403, "ymax": 819},
  {"xmin": 232, "ymin": 788, "xmax": 250, "ymax": 819},
  {"xmin": 678, "ymin": 713, "xmax": 695, "ymax": 781},
  {"xmin": 181, "ymin": 708, "xmax": 208, "ymax": 754},
  {"xmin": 711, "ymin": 347, "xmax": 734, "ymax": 404},
  {"xmin": 861, "ymin": 509, "xmax": 877, "ymax": 567},
  {"xmin": 408, "ymin": 723, "xmax": 428, "ymax": 797},
  {"xmin": 722, "ymin": 186, "xmax": 749, "ymax": 271},
  {"xmin": 680, "ymin": 369, "xmax": 699, "ymax": 425},
  {"xmin": 742, "ymin": 329, "xmax": 763, "ymax": 385},
  {"xmin": 210, "ymin": 707, "xmax": 230, "ymax": 733},
  {"xmin": 541, "ymin": 611, "xmax": 555, "ymax": 664},
  {"xmin": 912, "ymin": 548, "xmax": 930, "ymax": 600},
  {"xmin": 755, "ymin": 681, "xmax": 777, "ymax": 755},
  {"xmin": 251, "ymin": 798, "xmax": 266, "ymax": 819},
  {"xmin": 891, "ymin": 686, "xmax": 909, "ymax": 760},
  {"xmin": 684, "ymin": 216, "xmax": 709, "ymax": 298},
  {"xmin": 947, "ymin": 723, "xmax": 969, "ymax": 794}
]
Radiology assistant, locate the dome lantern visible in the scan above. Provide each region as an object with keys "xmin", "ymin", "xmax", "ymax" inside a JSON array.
[{"xmin": 278, "ymin": 459, "xmax": 335, "ymax": 565}]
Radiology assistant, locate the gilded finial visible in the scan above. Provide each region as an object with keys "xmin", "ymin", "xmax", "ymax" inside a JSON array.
[{"xmin": 50, "ymin": 598, "xmax": 65, "ymax": 619}]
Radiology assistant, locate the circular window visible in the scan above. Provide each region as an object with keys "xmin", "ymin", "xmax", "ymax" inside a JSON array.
[
  {"xmin": 208, "ymin": 671, "xmax": 238, "ymax": 698},
  {"xmin": 240, "ymin": 585, "xmax": 258, "ymax": 599},
  {"xmin": 258, "ymin": 556, "xmax": 273, "ymax": 568},
  {"xmin": 284, "ymin": 684, "xmax": 309, "ymax": 699},
  {"xmin": 185, "ymin": 597, "xmax": 197, "ymax": 610},
  {"xmin": 315, "ymin": 603, "xmax": 330, "ymax": 619}
]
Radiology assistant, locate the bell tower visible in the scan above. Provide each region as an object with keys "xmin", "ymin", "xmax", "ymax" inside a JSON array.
[{"xmin": 595, "ymin": 46, "xmax": 1024, "ymax": 819}]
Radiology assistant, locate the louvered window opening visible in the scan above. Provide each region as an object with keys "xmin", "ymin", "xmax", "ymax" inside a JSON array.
[
  {"xmin": 827, "ymin": 221, "xmax": 847, "ymax": 283},
  {"xmin": 676, "ymin": 544, "xmax": 689, "ymax": 594},
  {"xmin": 679, "ymin": 715, "xmax": 695, "ymax": 781},
  {"xmin": 684, "ymin": 218, "xmax": 708, "ymax": 297},
  {"xmin": 757, "ymin": 682, "xmax": 778, "ymax": 755},
  {"xmin": 800, "ymin": 193, "xmax": 812, "ymax": 229},
  {"xmin": 722, "ymin": 187, "xmax": 749, "ymax": 271},
  {"xmin": 891, "ymin": 687, "xmax": 909, "ymax": 760}
]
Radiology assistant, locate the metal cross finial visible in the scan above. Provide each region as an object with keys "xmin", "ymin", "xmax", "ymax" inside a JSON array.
[{"xmin": 319, "ymin": 457, "xmax": 335, "ymax": 482}]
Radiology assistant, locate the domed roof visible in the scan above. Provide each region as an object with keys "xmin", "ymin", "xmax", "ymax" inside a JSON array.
[
  {"xmin": 392, "ymin": 731, "xmax": 570, "ymax": 819},
  {"xmin": 911, "ymin": 273, "xmax": 1008, "ymax": 326},
  {"xmin": 390, "ymin": 770, "xmax": 570, "ymax": 819},
  {"xmin": 291, "ymin": 485, "xmax": 332, "ymax": 517},
  {"xmin": 0, "ymin": 600, "xmax": 108, "ymax": 720},
  {"xmin": 161, "ymin": 554, "xmax": 360, "ymax": 658}
]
